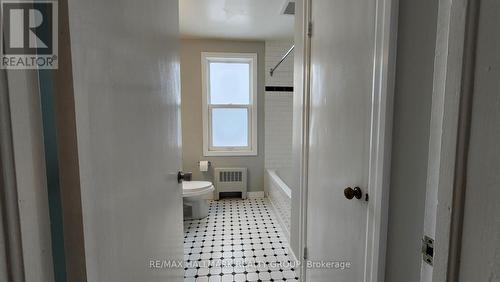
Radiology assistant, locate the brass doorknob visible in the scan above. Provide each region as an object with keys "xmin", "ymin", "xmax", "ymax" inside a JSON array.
[{"xmin": 344, "ymin": 187, "xmax": 362, "ymax": 200}]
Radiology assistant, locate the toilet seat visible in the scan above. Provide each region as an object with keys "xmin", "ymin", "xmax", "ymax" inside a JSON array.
[{"xmin": 182, "ymin": 181, "xmax": 214, "ymax": 198}]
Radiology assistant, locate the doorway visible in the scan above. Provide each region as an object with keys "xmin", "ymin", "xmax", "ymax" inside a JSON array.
[
  {"xmin": 179, "ymin": 1, "xmax": 299, "ymax": 281},
  {"xmin": 2, "ymin": 0, "xmax": 397, "ymax": 281}
]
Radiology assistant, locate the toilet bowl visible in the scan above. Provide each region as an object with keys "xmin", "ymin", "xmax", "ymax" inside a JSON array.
[{"xmin": 182, "ymin": 181, "xmax": 214, "ymax": 219}]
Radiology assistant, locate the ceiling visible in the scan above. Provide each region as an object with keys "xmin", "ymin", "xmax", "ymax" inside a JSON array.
[{"xmin": 179, "ymin": 0, "xmax": 295, "ymax": 41}]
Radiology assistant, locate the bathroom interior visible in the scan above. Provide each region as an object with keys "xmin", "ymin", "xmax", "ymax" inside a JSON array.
[{"xmin": 179, "ymin": 1, "xmax": 298, "ymax": 281}]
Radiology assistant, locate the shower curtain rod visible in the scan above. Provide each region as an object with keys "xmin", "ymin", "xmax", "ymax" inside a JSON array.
[{"xmin": 269, "ymin": 45, "xmax": 295, "ymax": 77}]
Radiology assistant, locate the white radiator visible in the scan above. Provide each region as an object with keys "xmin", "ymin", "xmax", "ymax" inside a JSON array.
[{"xmin": 214, "ymin": 168, "xmax": 247, "ymax": 200}]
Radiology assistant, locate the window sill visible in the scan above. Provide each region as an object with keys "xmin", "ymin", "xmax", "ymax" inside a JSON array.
[{"xmin": 203, "ymin": 150, "xmax": 257, "ymax": 157}]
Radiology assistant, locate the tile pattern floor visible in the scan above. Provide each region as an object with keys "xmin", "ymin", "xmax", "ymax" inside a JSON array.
[{"xmin": 184, "ymin": 198, "xmax": 299, "ymax": 282}]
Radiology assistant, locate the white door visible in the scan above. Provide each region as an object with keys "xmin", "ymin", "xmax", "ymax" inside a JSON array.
[
  {"xmin": 67, "ymin": 0, "xmax": 184, "ymax": 281},
  {"xmin": 306, "ymin": 0, "xmax": 377, "ymax": 281}
]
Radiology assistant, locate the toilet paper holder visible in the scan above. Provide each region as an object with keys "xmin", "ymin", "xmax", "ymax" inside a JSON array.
[{"xmin": 198, "ymin": 161, "xmax": 211, "ymax": 172}]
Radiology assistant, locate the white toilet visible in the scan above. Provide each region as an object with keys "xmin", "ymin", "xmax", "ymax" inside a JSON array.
[{"xmin": 182, "ymin": 181, "xmax": 215, "ymax": 219}]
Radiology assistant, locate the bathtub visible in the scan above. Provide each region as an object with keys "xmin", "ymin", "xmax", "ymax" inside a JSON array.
[{"xmin": 265, "ymin": 169, "xmax": 292, "ymax": 240}]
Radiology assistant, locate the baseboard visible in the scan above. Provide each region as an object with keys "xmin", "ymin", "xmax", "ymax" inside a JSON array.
[
  {"xmin": 247, "ymin": 191, "xmax": 265, "ymax": 199},
  {"xmin": 205, "ymin": 191, "xmax": 265, "ymax": 200}
]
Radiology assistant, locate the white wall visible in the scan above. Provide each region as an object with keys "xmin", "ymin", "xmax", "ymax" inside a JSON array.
[
  {"xmin": 458, "ymin": 0, "xmax": 500, "ymax": 279},
  {"xmin": 264, "ymin": 92, "xmax": 293, "ymax": 170},
  {"xmin": 265, "ymin": 41, "xmax": 295, "ymax": 87},
  {"xmin": 264, "ymin": 40, "xmax": 294, "ymax": 173},
  {"xmin": 264, "ymin": 40, "xmax": 294, "ymax": 247}
]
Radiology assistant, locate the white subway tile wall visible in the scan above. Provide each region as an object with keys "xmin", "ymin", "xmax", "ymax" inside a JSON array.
[
  {"xmin": 264, "ymin": 93, "xmax": 293, "ymax": 169},
  {"xmin": 265, "ymin": 41, "xmax": 294, "ymax": 87},
  {"xmin": 264, "ymin": 41, "xmax": 294, "ymax": 244},
  {"xmin": 264, "ymin": 41, "xmax": 294, "ymax": 170}
]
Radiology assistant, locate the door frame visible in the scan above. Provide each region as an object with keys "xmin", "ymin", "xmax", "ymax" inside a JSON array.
[
  {"xmin": 0, "ymin": 68, "xmax": 57, "ymax": 281},
  {"xmin": 0, "ymin": 68, "xmax": 26, "ymax": 282},
  {"xmin": 419, "ymin": 0, "xmax": 480, "ymax": 281},
  {"xmin": 295, "ymin": 0, "xmax": 399, "ymax": 281}
]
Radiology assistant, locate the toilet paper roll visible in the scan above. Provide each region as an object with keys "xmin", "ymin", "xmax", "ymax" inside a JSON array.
[{"xmin": 199, "ymin": 161, "xmax": 209, "ymax": 172}]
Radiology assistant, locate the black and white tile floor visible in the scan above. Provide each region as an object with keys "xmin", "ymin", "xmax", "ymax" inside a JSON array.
[{"xmin": 183, "ymin": 198, "xmax": 299, "ymax": 282}]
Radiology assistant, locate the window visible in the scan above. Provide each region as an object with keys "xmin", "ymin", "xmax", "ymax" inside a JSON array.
[{"xmin": 201, "ymin": 52, "xmax": 258, "ymax": 156}]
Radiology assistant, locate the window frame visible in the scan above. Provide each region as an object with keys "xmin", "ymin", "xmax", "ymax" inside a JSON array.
[{"xmin": 201, "ymin": 52, "xmax": 258, "ymax": 156}]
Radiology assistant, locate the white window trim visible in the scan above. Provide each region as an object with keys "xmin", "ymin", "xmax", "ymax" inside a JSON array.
[{"xmin": 201, "ymin": 52, "xmax": 258, "ymax": 156}]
